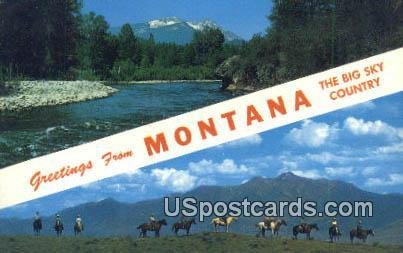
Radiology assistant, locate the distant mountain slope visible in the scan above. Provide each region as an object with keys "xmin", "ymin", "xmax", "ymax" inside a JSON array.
[
  {"xmin": 1, "ymin": 173, "xmax": 402, "ymax": 245},
  {"xmin": 376, "ymin": 219, "xmax": 403, "ymax": 245},
  {"xmin": 110, "ymin": 17, "xmax": 244, "ymax": 45}
]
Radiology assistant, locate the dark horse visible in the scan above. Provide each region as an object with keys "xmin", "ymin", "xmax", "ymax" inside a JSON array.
[
  {"xmin": 33, "ymin": 219, "xmax": 42, "ymax": 236},
  {"xmin": 350, "ymin": 228, "xmax": 374, "ymax": 243},
  {"xmin": 172, "ymin": 218, "xmax": 196, "ymax": 236},
  {"xmin": 74, "ymin": 221, "xmax": 84, "ymax": 236},
  {"xmin": 329, "ymin": 226, "xmax": 342, "ymax": 243},
  {"xmin": 293, "ymin": 223, "xmax": 319, "ymax": 240},
  {"xmin": 54, "ymin": 220, "xmax": 64, "ymax": 237},
  {"xmin": 137, "ymin": 219, "xmax": 167, "ymax": 238}
]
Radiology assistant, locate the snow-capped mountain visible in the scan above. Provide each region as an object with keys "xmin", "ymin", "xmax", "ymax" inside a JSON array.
[{"xmin": 111, "ymin": 17, "xmax": 244, "ymax": 45}]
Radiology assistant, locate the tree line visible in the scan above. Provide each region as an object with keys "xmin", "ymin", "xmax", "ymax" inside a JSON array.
[
  {"xmin": 0, "ymin": 0, "xmax": 240, "ymax": 82},
  {"xmin": 220, "ymin": 0, "xmax": 403, "ymax": 89},
  {"xmin": 1, "ymin": 0, "xmax": 402, "ymax": 89}
]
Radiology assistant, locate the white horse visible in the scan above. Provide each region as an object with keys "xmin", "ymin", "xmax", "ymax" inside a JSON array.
[
  {"xmin": 211, "ymin": 217, "xmax": 237, "ymax": 232},
  {"xmin": 260, "ymin": 218, "xmax": 287, "ymax": 237},
  {"xmin": 256, "ymin": 221, "xmax": 268, "ymax": 237}
]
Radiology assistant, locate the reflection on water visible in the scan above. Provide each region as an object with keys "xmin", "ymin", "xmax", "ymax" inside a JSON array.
[{"xmin": 0, "ymin": 82, "xmax": 236, "ymax": 168}]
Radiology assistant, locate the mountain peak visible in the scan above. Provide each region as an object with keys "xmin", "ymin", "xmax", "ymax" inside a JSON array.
[
  {"xmin": 111, "ymin": 17, "xmax": 244, "ymax": 44},
  {"xmin": 148, "ymin": 17, "xmax": 182, "ymax": 28},
  {"xmin": 186, "ymin": 19, "xmax": 218, "ymax": 31},
  {"xmin": 277, "ymin": 172, "xmax": 301, "ymax": 180}
]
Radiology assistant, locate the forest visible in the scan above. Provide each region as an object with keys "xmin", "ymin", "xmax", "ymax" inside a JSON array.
[{"xmin": 0, "ymin": 0, "xmax": 402, "ymax": 89}]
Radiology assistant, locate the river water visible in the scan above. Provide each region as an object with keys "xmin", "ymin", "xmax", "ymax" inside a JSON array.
[{"xmin": 0, "ymin": 82, "xmax": 236, "ymax": 168}]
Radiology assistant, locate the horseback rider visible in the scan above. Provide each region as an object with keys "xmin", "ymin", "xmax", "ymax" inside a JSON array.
[
  {"xmin": 179, "ymin": 213, "xmax": 187, "ymax": 223},
  {"xmin": 76, "ymin": 214, "xmax": 82, "ymax": 227},
  {"xmin": 357, "ymin": 219, "xmax": 363, "ymax": 234},
  {"xmin": 220, "ymin": 215, "xmax": 228, "ymax": 224},
  {"xmin": 54, "ymin": 214, "xmax": 63, "ymax": 233},
  {"xmin": 330, "ymin": 217, "xmax": 339, "ymax": 234},
  {"xmin": 34, "ymin": 211, "xmax": 41, "ymax": 221},
  {"xmin": 55, "ymin": 214, "xmax": 62, "ymax": 225},
  {"xmin": 264, "ymin": 216, "xmax": 277, "ymax": 228},
  {"xmin": 299, "ymin": 216, "xmax": 307, "ymax": 231},
  {"xmin": 149, "ymin": 213, "xmax": 157, "ymax": 230}
]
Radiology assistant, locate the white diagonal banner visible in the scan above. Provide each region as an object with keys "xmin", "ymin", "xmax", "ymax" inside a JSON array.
[{"xmin": 0, "ymin": 48, "xmax": 402, "ymax": 209}]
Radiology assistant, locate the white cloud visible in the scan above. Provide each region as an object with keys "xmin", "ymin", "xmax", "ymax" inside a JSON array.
[
  {"xmin": 361, "ymin": 167, "xmax": 377, "ymax": 176},
  {"xmin": 151, "ymin": 168, "xmax": 197, "ymax": 192},
  {"xmin": 282, "ymin": 161, "xmax": 298, "ymax": 170},
  {"xmin": 325, "ymin": 167, "xmax": 355, "ymax": 177},
  {"xmin": 189, "ymin": 159, "xmax": 254, "ymax": 175},
  {"xmin": 287, "ymin": 120, "xmax": 338, "ymax": 147},
  {"xmin": 365, "ymin": 173, "xmax": 403, "ymax": 187},
  {"xmin": 344, "ymin": 117, "xmax": 403, "ymax": 140},
  {"xmin": 106, "ymin": 183, "xmax": 145, "ymax": 193},
  {"xmin": 305, "ymin": 152, "xmax": 347, "ymax": 165},
  {"xmin": 375, "ymin": 142, "xmax": 403, "ymax": 154},
  {"xmin": 219, "ymin": 134, "xmax": 263, "ymax": 148}
]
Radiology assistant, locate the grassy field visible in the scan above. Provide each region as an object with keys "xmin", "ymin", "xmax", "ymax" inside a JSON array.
[{"xmin": 1, "ymin": 233, "xmax": 402, "ymax": 253}]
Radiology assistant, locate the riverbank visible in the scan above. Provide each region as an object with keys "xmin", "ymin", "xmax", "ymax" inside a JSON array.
[
  {"xmin": 0, "ymin": 81, "xmax": 117, "ymax": 112},
  {"xmin": 107, "ymin": 79, "xmax": 221, "ymax": 85},
  {"xmin": 225, "ymin": 84, "xmax": 257, "ymax": 92}
]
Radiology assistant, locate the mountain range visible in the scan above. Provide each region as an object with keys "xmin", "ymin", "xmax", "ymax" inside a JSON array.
[
  {"xmin": 110, "ymin": 17, "xmax": 244, "ymax": 45},
  {"xmin": 1, "ymin": 173, "xmax": 402, "ymax": 245}
]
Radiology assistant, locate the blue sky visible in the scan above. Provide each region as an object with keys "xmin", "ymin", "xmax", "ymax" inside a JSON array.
[
  {"xmin": 82, "ymin": 0, "xmax": 272, "ymax": 39},
  {"xmin": 1, "ymin": 92, "xmax": 402, "ymax": 218}
]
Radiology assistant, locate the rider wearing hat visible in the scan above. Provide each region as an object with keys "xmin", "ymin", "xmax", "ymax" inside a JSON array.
[
  {"xmin": 357, "ymin": 219, "xmax": 363, "ymax": 233},
  {"xmin": 55, "ymin": 214, "xmax": 62, "ymax": 227},
  {"xmin": 299, "ymin": 216, "xmax": 307, "ymax": 231},
  {"xmin": 331, "ymin": 217, "xmax": 339, "ymax": 234},
  {"xmin": 149, "ymin": 213, "xmax": 156, "ymax": 229},
  {"xmin": 76, "ymin": 214, "xmax": 82, "ymax": 224},
  {"xmin": 34, "ymin": 211, "xmax": 41, "ymax": 221}
]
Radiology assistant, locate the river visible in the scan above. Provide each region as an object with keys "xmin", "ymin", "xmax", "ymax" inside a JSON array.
[{"xmin": 0, "ymin": 82, "xmax": 236, "ymax": 168}]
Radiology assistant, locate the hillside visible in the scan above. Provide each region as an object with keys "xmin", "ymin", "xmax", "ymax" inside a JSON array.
[
  {"xmin": 0, "ymin": 233, "xmax": 401, "ymax": 253},
  {"xmin": 1, "ymin": 173, "xmax": 402, "ymax": 245},
  {"xmin": 110, "ymin": 17, "xmax": 244, "ymax": 44}
]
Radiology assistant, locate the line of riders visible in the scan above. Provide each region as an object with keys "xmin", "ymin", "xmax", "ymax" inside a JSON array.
[
  {"xmin": 255, "ymin": 216, "xmax": 374, "ymax": 243},
  {"xmin": 32, "ymin": 212, "xmax": 374, "ymax": 243},
  {"xmin": 33, "ymin": 212, "xmax": 84, "ymax": 237}
]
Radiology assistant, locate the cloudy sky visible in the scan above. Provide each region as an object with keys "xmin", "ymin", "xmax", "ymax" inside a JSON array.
[
  {"xmin": 83, "ymin": 0, "xmax": 272, "ymax": 39},
  {"xmin": 1, "ymin": 92, "xmax": 402, "ymax": 218}
]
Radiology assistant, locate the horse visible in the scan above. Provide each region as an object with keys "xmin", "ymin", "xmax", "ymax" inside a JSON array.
[
  {"xmin": 211, "ymin": 216, "xmax": 237, "ymax": 232},
  {"xmin": 329, "ymin": 226, "xmax": 342, "ymax": 243},
  {"xmin": 172, "ymin": 218, "xmax": 196, "ymax": 236},
  {"xmin": 137, "ymin": 219, "xmax": 167, "ymax": 238},
  {"xmin": 293, "ymin": 223, "xmax": 319, "ymax": 240},
  {"xmin": 54, "ymin": 220, "xmax": 64, "ymax": 237},
  {"xmin": 266, "ymin": 219, "xmax": 287, "ymax": 237},
  {"xmin": 33, "ymin": 219, "xmax": 42, "ymax": 236},
  {"xmin": 74, "ymin": 221, "xmax": 84, "ymax": 236},
  {"xmin": 350, "ymin": 228, "xmax": 374, "ymax": 243},
  {"xmin": 256, "ymin": 221, "xmax": 268, "ymax": 237}
]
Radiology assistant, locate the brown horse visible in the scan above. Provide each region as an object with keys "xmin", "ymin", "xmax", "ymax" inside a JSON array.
[
  {"xmin": 172, "ymin": 218, "xmax": 196, "ymax": 236},
  {"xmin": 74, "ymin": 221, "xmax": 84, "ymax": 236},
  {"xmin": 137, "ymin": 219, "xmax": 167, "ymax": 238},
  {"xmin": 33, "ymin": 219, "xmax": 42, "ymax": 236},
  {"xmin": 350, "ymin": 228, "xmax": 374, "ymax": 243},
  {"xmin": 293, "ymin": 223, "xmax": 319, "ymax": 240},
  {"xmin": 54, "ymin": 220, "xmax": 64, "ymax": 237},
  {"xmin": 329, "ymin": 225, "xmax": 342, "ymax": 243},
  {"xmin": 211, "ymin": 216, "xmax": 237, "ymax": 232}
]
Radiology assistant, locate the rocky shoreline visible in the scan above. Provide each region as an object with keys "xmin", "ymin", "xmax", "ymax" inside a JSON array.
[
  {"xmin": 0, "ymin": 81, "xmax": 117, "ymax": 112},
  {"xmin": 108, "ymin": 79, "xmax": 221, "ymax": 85}
]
